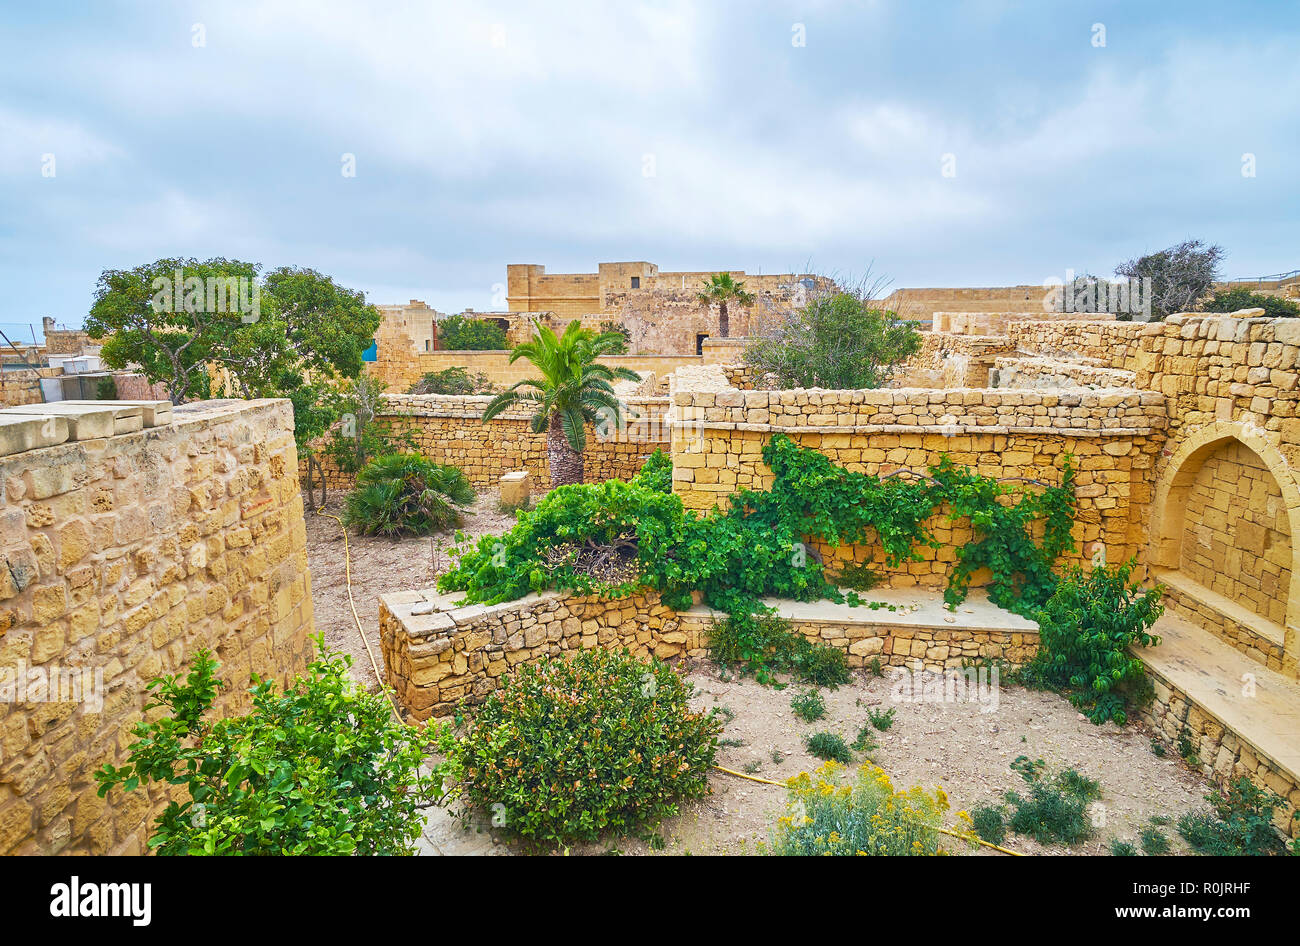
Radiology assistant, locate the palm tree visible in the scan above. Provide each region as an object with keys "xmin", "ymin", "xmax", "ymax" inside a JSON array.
[
  {"xmin": 482, "ymin": 319, "xmax": 639, "ymax": 487},
  {"xmin": 696, "ymin": 272, "xmax": 756, "ymax": 338}
]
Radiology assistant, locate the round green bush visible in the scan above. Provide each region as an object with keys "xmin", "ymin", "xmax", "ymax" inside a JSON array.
[
  {"xmin": 436, "ymin": 649, "xmax": 721, "ymax": 846},
  {"xmin": 342, "ymin": 452, "xmax": 475, "ymax": 536}
]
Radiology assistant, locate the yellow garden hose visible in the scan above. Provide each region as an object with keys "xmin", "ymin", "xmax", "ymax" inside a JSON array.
[
  {"xmin": 710, "ymin": 764, "xmax": 1023, "ymax": 856},
  {"xmin": 315, "ymin": 506, "xmax": 404, "ymax": 721}
]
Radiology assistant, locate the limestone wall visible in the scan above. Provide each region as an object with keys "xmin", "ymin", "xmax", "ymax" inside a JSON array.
[
  {"xmin": 0, "ymin": 399, "xmax": 315, "ymax": 854},
  {"xmin": 368, "ymin": 345, "xmax": 700, "ymax": 395},
  {"xmin": 1007, "ymin": 319, "xmax": 1147, "ymax": 369},
  {"xmin": 380, "ymin": 588, "xmax": 1038, "ymax": 720},
  {"xmin": 894, "ymin": 333, "xmax": 1017, "ymax": 388},
  {"xmin": 1180, "ymin": 440, "xmax": 1291, "ymax": 626},
  {"xmin": 1138, "ymin": 666, "xmax": 1298, "ymax": 837},
  {"xmin": 311, "ymin": 394, "xmax": 671, "ymax": 492},
  {"xmin": 668, "ymin": 384, "xmax": 1167, "ymax": 584},
  {"xmin": 991, "ymin": 357, "xmax": 1138, "ymax": 390}
]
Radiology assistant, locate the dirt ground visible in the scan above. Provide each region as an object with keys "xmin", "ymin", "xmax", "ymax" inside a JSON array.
[
  {"xmin": 305, "ymin": 490, "xmax": 1216, "ymax": 857},
  {"xmin": 304, "ymin": 488, "xmax": 516, "ymax": 690}
]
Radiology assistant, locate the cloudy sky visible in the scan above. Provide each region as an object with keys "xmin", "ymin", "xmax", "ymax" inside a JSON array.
[{"xmin": 2, "ymin": 0, "xmax": 1297, "ymax": 335}]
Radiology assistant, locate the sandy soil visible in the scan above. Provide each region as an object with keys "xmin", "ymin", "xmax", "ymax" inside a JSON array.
[
  {"xmin": 304, "ymin": 488, "xmax": 516, "ymax": 690},
  {"xmin": 305, "ymin": 490, "xmax": 1215, "ymax": 857}
]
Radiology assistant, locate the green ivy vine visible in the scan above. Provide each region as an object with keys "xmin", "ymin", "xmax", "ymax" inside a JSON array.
[{"xmin": 439, "ymin": 435, "xmax": 1077, "ymax": 679}]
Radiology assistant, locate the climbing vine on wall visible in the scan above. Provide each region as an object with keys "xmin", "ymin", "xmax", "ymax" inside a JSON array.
[{"xmin": 440, "ymin": 434, "xmax": 1077, "ymax": 668}]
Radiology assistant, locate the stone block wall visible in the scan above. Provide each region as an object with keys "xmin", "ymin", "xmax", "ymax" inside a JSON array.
[
  {"xmin": 894, "ymin": 334, "xmax": 1017, "ymax": 388},
  {"xmin": 380, "ymin": 588, "xmax": 1038, "ymax": 721},
  {"xmin": 1007, "ymin": 319, "xmax": 1147, "ymax": 369},
  {"xmin": 0, "ymin": 399, "xmax": 315, "ymax": 855},
  {"xmin": 310, "ymin": 394, "xmax": 671, "ymax": 492},
  {"xmin": 1179, "ymin": 439, "xmax": 1291, "ymax": 626},
  {"xmin": 668, "ymin": 385, "xmax": 1168, "ymax": 585},
  {"xmin": 991, "ymin": 357, "xmax": 1137, "ymax": 390},
  {"xmin": 1138, "ymin": 667, "xmax": 1298, "ymax": 838}
]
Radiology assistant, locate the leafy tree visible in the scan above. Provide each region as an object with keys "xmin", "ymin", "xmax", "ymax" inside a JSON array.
[
  {"xmin": 696, "ymin": 272, "xmax": 755, "ymax": 338},
  {"xmin": 481, "ymin": 319, "xmax": 638, "ymax": 487},
  {"xmin": 1115, "ymin": 239, "xmax": 1224, "ymax": 320},
  {"xmin": 86, "ymin": 258, "xmax": 381, "ymax": 451},
  {"xmin": 87, "ymin": 257, "xmax": 259, "ymax": 403},
  {"xmin": 744, "ymin": 288, "xmax": 922, "ymax": 389},
  {"xmin": 95, "ymin": 642, "xmax": 434, "ymax": 855},
  {"xmin": 406, "ymin": 366, "xmax": 494, "ymax": 395},
  {"xmin": 1028, "ymin": 559, "xmax": 1163, "ymax": 724},
  {"xmin": 1202, "ymin": 287, "xmax": 1299, "ymax": 319},
  {"xmin": 437, "ymin": 314, "xmax": 508, "ymax": 350},
  {"xmin": 322, "ymin": 375, "xmax": 415, "ymax": 473}
]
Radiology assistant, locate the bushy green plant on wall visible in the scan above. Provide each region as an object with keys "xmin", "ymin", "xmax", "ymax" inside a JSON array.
[
  {"xmin": 1025, "ymin": 559, "xmax": 1163, "ymax": 724},
  {"xmin": 440, "ymin": 437, "xmax": 1078, "ymax": 682}
]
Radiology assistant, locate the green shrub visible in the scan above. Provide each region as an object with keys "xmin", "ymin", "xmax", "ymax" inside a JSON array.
[
  {"xmin": 1202, "ymin": 287, "xmax": 1299, "ymax": 319},
  {"xmin": 630, "ymin": 449, "xmax": 672, "ymax": 493},
  {"xmin": 1003, "ymin": 757, "xmax": 1101, "ymax": 846},
  {"xmin": 850, "ymin": 726, "xmax": 879, "ymax": 755},
  {"xmin": 805, "ymin": 732, "xmax": 853, "ymax": 763},
  {"xmin": 1027, "ymin": 559, "xmax": 1163, "ymax": 724},
  {"xmin": 970, "ymin": 805, "xmax": 1006, "ymax": 845},
  {"xmin": 437, "ymin": 314, "xmax": 508, "ymax": 350},
  {"xmin": 866, "ymin": 707, "xmax": 896, "ymax": 732},
  {"xmin": 1140, "ymin": 825, "xmax": 1170, "ymax": 855},
  {"xmin": 1177, "ymin": 777, "xmax": 1287, "ymax": 856},
  {"xmin": 343, "ymin": 453, "xmax": 475, "ymax": 536},
  {"xmin": 790, "ymin": 688, "xmax": 826, "ymax": 722},
  {"xmin": 95, "ymin": 642, "xmax": 431, "ymax": 855},
  {"xmin": 767, "ymin": 761, "xmax": 955, "ymax": 856},
  {"xmin": 833, "ymin": 561, "xmax": 883, "ymax": 591},
  {"xmin": 431, "ymin": 649, "xmax": 720, "ymax": 846},
  {"xmin": 1109, "ymin": 839, "xmax": 1138, "ymax": 856},
  {"xmin": 407, "ymin": 366, "xmax": 494, "ymax": 395},
  {"xmin": 707, "ymin": 612, "xmax": 849, "ymax": 687}
]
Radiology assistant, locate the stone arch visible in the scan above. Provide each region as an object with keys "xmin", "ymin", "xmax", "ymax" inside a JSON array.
[{"xmin": 1149, "ymin": 421, "xmax": 1300, "ymax": 639}]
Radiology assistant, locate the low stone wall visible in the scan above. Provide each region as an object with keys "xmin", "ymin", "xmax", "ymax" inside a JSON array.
[
  {"xmin": 0, "ymin": 399, "xmax": 315, "ymax": 854},
  {"xmin": 310, "ymin": 394, "xmax": 671, "ymax": 492},
  {"xmin": 893, "ymin": 334, "xmax": 1017, "ymax": 388},
  {"xmin": 668, "ymin": 383, "xmax": 1168, "ymax": 583},
  {"xmin": 368, "ymin": 347, "xmax": 702, "ymax": 395},
  {"xmin": 379, "ymin": 588, "xmax": 1038, "ymax": 720},
  {"xmin": 1007, "ymin": 319, "xmax": 1147, "ymax": 370},
  {"xmin": 931, "ymin": 311, "xmax": 1115, "ymax": 335},
  {"xmin": 671, "ymin": 386, "xmax": 1167, "ymax": 434},
  {"xmin": 991, "ymin": 357, "xmax": 1138, "ymax": 390},
  {"xmin": 1137, "ymin": 666, "xmax": 1298, "ymax": 837}
]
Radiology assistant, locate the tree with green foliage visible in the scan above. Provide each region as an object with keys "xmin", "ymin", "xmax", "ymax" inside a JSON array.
[
  {"xmin": 87, "ymin": 257, "xmax": 260, "ymax": 403},
  {"xmin": 1114, "ymin": 239, "xmax": 1224, "ymax": 320},
  {"xmin": 406, "ymin": 366, "xmax": 495, "ymax": 395},
  {"xmin": 95, "ymin": 642, "xmax": 433, "ymax": 855},
  {"xmin": 1028, "ymin": 559, "xmax": 1163, "ymax": 724},
  {"xmin": 482, "ymin": 319, "xmax": 638, "ymax": 487},
  {"xmin": 436, "ymin": 314, "xmax": 508, "ymax": 350},
  {"xmin": 86, "ymin": 258, "xmax": 381, "ymax": 451},
  {"xmin": 1202, "ymin": 287, "xmax": 1299, "ymax": 318},
  {"xmin": 697, "ymin": 272, "xmax": 755, "ymax": 338},
  {"xmin": 744, "ymin": 288, "xmax": 922, "ymax": 389}
]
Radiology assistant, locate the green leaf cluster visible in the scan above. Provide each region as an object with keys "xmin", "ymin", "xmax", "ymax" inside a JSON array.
[
  {"xmin": 429, "ymin": 648, "xmax": 720, "ymax": 846},
  {"xmin": 95, "ymin": 641, "xmax": 432, "ymax": 855}
]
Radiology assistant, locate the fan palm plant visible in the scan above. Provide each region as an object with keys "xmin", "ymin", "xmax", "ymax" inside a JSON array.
[
  {"xmin": 482, "ymin": 319, "xmax": 639, "ymax": 487},
  {"xmin": 343, "ymin": 452, "xmax": 476, "ymax": 536},
  {"xmin": 696, "ymin": 272, "xmax": 756, "ymax": 338}
]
